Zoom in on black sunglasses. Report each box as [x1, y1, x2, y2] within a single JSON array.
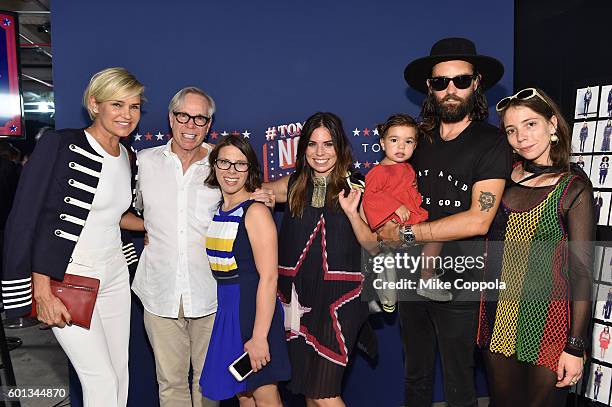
[[428, 74, 476, 91]]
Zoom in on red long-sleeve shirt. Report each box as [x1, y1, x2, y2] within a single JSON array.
[[363, 162, 428, 230]]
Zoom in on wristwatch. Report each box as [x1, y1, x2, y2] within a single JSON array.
[[399, 224, 416, 247]]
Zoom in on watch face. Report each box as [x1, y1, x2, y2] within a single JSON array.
[[400, 226, 415, 244], [404, 226, 414, 237]]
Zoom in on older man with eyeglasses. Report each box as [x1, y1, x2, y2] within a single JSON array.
[[126, 87, 221, 407]]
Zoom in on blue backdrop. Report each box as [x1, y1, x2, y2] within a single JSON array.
[[51, 1, 513, 406]]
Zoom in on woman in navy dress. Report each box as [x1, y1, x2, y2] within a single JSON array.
[[199, 135, 290, 405], [252, 112, 378, 405]]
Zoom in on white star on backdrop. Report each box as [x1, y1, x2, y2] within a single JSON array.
[[155, 132, 164, 141], [242, 130, 251, 138], [353, 128, 361, 137], [281, 283, 311, 334], [373, 160, 380, 165], [372, 128, 379, 136], [353, 161, 361, 169], [221, 131, 229, 136]]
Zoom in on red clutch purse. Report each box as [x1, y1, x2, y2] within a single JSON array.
[[30, 273, 100, 329]]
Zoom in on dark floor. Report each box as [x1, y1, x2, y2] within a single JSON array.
[[3, 318, 69, 407], [1, 319, 495, 407]]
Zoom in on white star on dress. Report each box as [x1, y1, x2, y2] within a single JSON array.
[[352, 128, 361, 137], [281, 283, 311, 334], [242, 130, 251, 139], [134, 133, 142, 141], [155, 132, 164, 141], [353, 161, 361, 169]]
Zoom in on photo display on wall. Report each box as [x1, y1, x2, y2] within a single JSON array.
[[594, 119, 612, 153], [569, 87, 612, 406], [571, 85, 612, 230], [583, 246, 612, 403], [572, 121, 597, 154], [595, 284, 612, 323], [602, 248, 612, 283], [591, 155, 612, 189], [586, 363, 612, 404], [599, 85, 612, 119], [593, 323, 612, 364], [575, 86, 600, 119], [571, 154, 593, 177]]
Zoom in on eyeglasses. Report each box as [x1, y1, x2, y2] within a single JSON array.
[[495, 88, 550, 112], [214, 158, 250, 172], [428, 74, 476, 91], [173, 111, 211, 127]]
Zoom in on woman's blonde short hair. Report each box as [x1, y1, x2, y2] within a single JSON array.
[[82, 67, 145, 120]]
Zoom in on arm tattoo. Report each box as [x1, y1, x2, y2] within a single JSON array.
[[478, 191, 496, 212]]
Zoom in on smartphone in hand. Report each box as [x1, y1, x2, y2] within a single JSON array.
[[229, 352, 254, 382]]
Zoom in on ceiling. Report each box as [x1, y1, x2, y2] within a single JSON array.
[[0, 0, 52, 97]]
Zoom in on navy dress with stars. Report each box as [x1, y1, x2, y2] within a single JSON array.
[[200, 200, 290, 400], [277, 175, 369, 399]]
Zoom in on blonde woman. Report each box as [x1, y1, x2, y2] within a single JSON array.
[[2, 67, 144, 407]]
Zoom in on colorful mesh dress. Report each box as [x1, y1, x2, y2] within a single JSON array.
[[200, 200, 291, 400], [277, 174, 371, 399], [478, 170, 594, 372]]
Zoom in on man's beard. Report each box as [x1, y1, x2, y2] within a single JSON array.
[[434, 91, 476, 123]]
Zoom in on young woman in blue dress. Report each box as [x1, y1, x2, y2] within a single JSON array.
[[199, 135, 290, 405]]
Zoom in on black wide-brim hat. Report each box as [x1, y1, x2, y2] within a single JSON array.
[[404, 37, 504, 93]]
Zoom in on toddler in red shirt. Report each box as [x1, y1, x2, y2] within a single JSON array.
[[363, 114, 452, 306]]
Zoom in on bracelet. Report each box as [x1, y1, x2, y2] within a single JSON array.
[[566, 336, 585, 351], [564, 336, 586, 358], [563, 345, 584, 358]]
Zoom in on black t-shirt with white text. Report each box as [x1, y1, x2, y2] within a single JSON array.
[[411, 120, 512, 221], [410, 120, 512, 300]]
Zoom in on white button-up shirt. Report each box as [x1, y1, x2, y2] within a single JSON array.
[[132, 140, 221, 318]]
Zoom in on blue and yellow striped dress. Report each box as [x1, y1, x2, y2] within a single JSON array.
[[199, 200, 290, 400]]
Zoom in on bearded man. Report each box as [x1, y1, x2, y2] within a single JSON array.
[[382, 37, 512, 406]]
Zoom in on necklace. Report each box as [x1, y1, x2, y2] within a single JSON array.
[[311, 175, 328, 208], [517, 161, 563, 186], [522, 160, 563, 175]]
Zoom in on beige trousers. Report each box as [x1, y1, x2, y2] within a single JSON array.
[[144, 302, 218, 407]]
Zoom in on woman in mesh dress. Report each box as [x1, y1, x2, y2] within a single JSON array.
[[477, 88, 593, 407]]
